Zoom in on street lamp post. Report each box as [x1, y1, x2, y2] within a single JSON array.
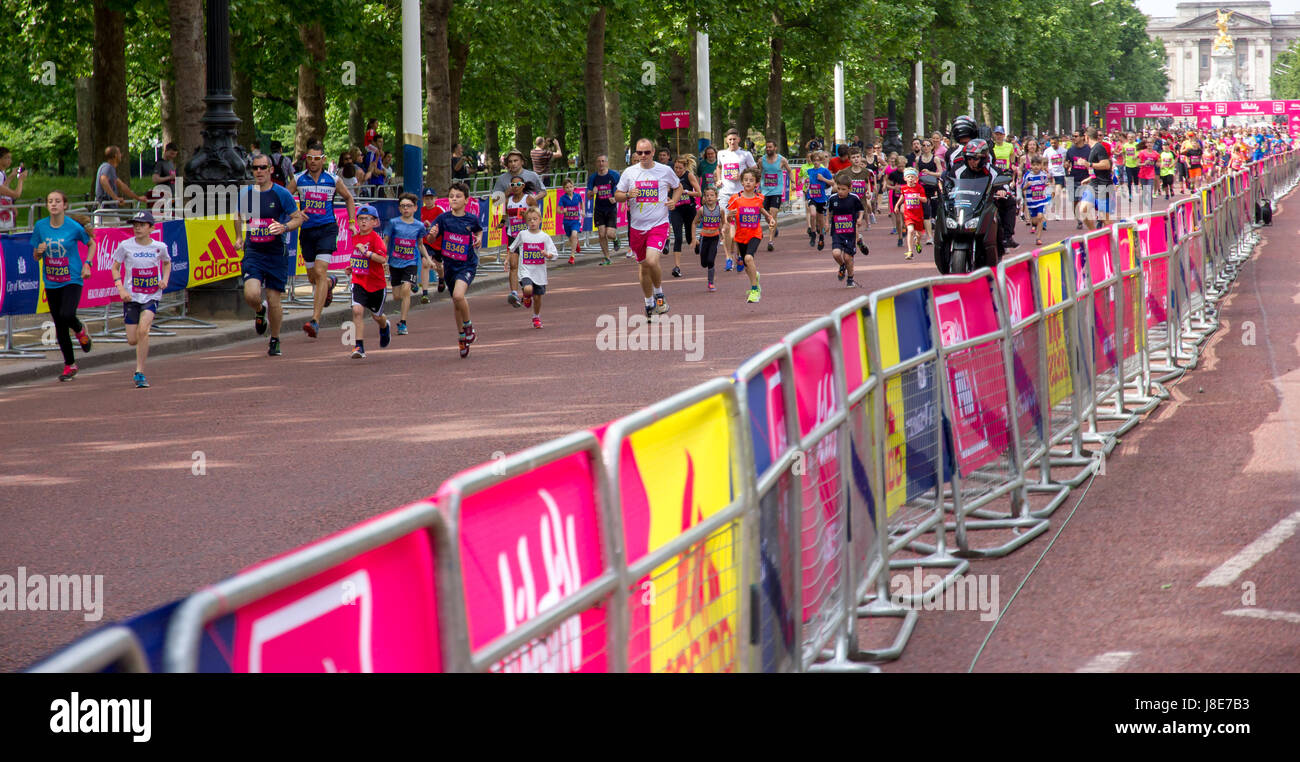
[[183, 0, 250, 190], [883, 99, 903, 155]]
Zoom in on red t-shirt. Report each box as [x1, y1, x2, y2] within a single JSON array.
[[350, 230, 388, 292], [1137, 150, 1159, 180], [900, 184, 926, 224], [727, 194, 765, 243], [420, 206, 441, 251], [828, 156, 852, 174]]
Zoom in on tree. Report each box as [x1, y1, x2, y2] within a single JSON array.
[[424, 0, 452, 193], [167, 0, 205, 165], [295, 21, 328, 154], [584, 7, 608, 170], [92, 0, 130, 177]]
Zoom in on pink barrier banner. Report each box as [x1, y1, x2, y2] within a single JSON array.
[[1001, 259, 1044, 443], [230, 525, 443, 672], [1117, 228, 1141, 360], [328, 208, 355, 271], [788, 328, 844, 623], [1086, 233, 1119, 375], [934, 279, 1011, 474], [1137, 214, 1172, 328], [443, 452, 608, 673], [1108, 100, 1297, 119], [83, 227, 165, 309], [839, 309, 869, 392]]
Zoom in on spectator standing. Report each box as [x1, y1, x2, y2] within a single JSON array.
[[452, 143, 471, 179], [150, 143, 179, 202], [0, 147, 24, 231], [531, 136, 563, 174], [95, 146, 147, 210]]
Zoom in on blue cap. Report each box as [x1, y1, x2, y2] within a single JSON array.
[[130, 210, 156, 225], [357, 205, 379, 219], [994, 125, 1006, 134], [422, 188, 436, 197]]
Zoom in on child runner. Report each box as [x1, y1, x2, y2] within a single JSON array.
[[30, 190, 94, 381], [727, 167, 775, 303], [419, 188, 445, 299], [827, 178, 867, 288], [110, 210, 171, 388], [804, 151, 834, 250], [508, 207, 560, 328], [347, 205, 391, 359], [1159, 143, 1176, 200], [428, 182, 485, 357], [383, 192, 433, 336], [695, 186, 724, 292], [558, 179, 583, 265], [893, 168, 926, 260], [1021, 157, 1051, 246]]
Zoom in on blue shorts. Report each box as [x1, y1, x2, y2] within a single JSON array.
[[1027, 203, 1049, 218], [122, 300, 159, 325], [1080, 187, 1115, 215], [241, 251, 289, 292], [563, 221, 582, 236], [442, 258, 477, 287]]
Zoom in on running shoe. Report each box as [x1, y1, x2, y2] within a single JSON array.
[[896, 237, 903, 247], [1076, 221, 1083, 230], [736, 260, 745, 273], [693, 242, 700, 255], [808, 229, 816, 247], [532, 316, 543, 329], [254, 301, 268, 335], [1042, 222, 1048, 231], [459, 338, 469, 358], [568, 255, 575, 265], [725, 257, 734, 271], [644, 303, 654, 320], [397, 320, 408, 336], [463, 323, 476, 344], [772, 227, 779, 239], [653, 294, 668, 314], [421, 289, 430, 304], [379, 323, 391, 348], [672, 266, 682, 278], [351, 346, 366, 359], [613, 235, 620, 251], [905, 250, 914, 261], [838, 263, 846, 281], [746, 286, 760, 304], [600, 257, 612, 266], [59, 364, 77, 382], [268, 337, 281, 356], [324, 275, 338, 307], [303, 319, 319, 338], [707, 282, 716, 292], [134, 372, 149, 388], [890, 227, 897, 235], [806, 226, 813, 238], [869, 213, 877, 225], [817, 234, 825, 251], [508, 291, 521, 308], [857, 240, 870, 256], [767, 240, 774, 251], [522, 294, 532, 308], [437, 279, 447, 293], [625, 251, 634, 259], [1007, 239, 1019, 249], [846, 277, 859, 288], [76, 329, 92, 353]]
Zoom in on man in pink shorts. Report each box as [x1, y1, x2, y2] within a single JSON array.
[[615, 137, 682, 319]]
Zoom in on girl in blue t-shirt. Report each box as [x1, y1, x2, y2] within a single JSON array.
[[31, 190, 94, 380], [558, 179, 583, 265]]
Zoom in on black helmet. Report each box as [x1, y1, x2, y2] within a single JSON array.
[[952, 115, 979, 142], [962, 138, 990, 171]]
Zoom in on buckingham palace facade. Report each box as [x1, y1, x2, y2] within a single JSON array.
[[1148, 1, 1300, 100]]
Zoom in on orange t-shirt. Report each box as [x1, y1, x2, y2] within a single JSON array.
[[727, 194, 764, 244]]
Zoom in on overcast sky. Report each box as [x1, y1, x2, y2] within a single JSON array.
[[1138, 0, 1300, 17]]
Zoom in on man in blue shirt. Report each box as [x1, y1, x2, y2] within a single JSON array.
[[236, 155, 306, 356], [586, 153, 621, 264]]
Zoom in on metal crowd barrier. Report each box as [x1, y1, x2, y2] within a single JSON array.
[[29, 150, 1300, 673]]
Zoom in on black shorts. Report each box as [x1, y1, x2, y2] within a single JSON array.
[[593, 207, 618, 229], [122, 300, 159, 325], [1053, 175, 1066, 186], [390, 265, 418, 287], [831, 233, 857, 254], [351, 283, 385, 315], [299, 223, 339, 265], [808, 200, 826, 214], [1161, 174, 1174, 187], [442, 259, 476, 287], [737, 238, 761, 259], [763, 195, 782, 210], [519, 277, 547, 296]]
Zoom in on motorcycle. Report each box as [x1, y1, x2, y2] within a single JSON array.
[[927, 170, 1012, 274]]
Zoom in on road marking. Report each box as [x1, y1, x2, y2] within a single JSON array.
[[1076, 651, 1135, 673], [1197, 511, 1300, 588], [1222, 608, 1300, 625]]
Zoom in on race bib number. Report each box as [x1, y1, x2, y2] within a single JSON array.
[[442, 231, 471, 261], [248, 217, 276, 243], [44, 255, 71, 284], [1030, 185, 1047, 201], [391, 236, 418, 264], [521, 241, 547, 265], [763, 172, 778, 189], [350, 253, 370, 273], [563, 205, 580, 221], [738, 207, 760, 229], [702, 211, 721, 231], [507, 209, 525, 234], [302, 188, 331, 216], [595, 185, 612, 201], [850, 179, 867, 198], [702, 172, 714, 187], [905, 192, 923, 210], [995, 158, 1010, 170], [833, 214, 854, 233], [634, 180, 660, 204], [1188, 155, 1200, 167], [722, 162, 740, 181], [1073, 158, 1089, 171], [131, 265, 160, 295]]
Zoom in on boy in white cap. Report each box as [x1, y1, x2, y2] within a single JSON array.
[[110, 210, 171, 387]]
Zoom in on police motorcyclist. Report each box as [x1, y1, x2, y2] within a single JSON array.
[[941, 116, 1011, 262]]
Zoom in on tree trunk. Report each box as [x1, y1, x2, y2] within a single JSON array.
[[349, 97, 364, 149], [161, 73, 177, 155], [605, 71, 624, 169], [669, 50, 688, 110], [449, 36, 469, 150], [484, 120, 500, 175], [981, 98, 993, 129], [555, 103, 568, 168], [713, 105, 724, 147], [296, 22, 328, 154], [423, 0, 452, 193], [584, 8, 608, 171], [92, 0, 129, 178], [233, 54, 255, 150], [167, 0, 205, 167], [514, 109, 532, 154], [800, 103, 814, 155], [780, 121, 788, 156], [76, 77, 95, 178], [545, 81, 562, 143], [738, 96, 753, 145], [863, 84, 876, 145], [765, 11, 783, 146]]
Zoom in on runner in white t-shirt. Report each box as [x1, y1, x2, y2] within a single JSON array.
[[615, 137, 682, 320], [110, 210, 171, 388], [1043, 138, 1067, 221], [715, 128, 756, 263], [507, 208, 559, 329]]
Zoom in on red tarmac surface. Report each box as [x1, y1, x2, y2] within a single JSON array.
[[2, 191, 1296, 672]]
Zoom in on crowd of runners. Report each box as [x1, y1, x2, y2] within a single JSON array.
[[26, 119, 1297, 388]]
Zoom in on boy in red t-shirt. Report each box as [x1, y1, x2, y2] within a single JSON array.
[[727, 167, 777, 304], [893, 168, 926, 260], [348, 205, 391, 359], [419, 189, 445, 301]]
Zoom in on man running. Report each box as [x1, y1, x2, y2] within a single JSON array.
[[236, 155, 306, 356], [1081, 127, 1114, 229], [990, 126, 1019, 250], [758, 140, 792, 251], [715, 128, 756, 270], [1064, 131, 1092, 230], [288, 140, 358, 338], [615, 137, 681, 320], [586, 153, 621, 265]]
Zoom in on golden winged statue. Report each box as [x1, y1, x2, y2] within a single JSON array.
[[1214, 8, 1234, 51]]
